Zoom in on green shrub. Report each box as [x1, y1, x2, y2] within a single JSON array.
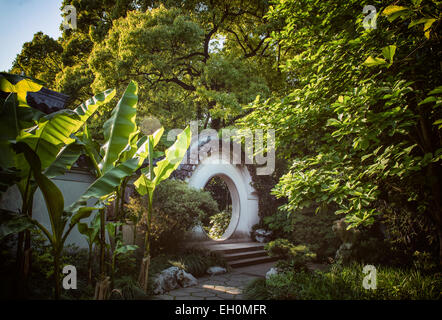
[[111, 276, 148, 300], [265, 238, 316, 271], [127, 179, 219, 255], [243, 278, 269, 300], [206, 210, 232, 239], [264, 208, 340, 261]]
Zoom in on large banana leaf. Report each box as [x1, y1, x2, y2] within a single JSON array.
[[0, 73, 43, 108], [66, 157, 142, 214], [44, 142, 83, 178], [0, 74, 48, 130], [0, 93, 19, 168], [134, 126, 191, 196], [99, 81, 139, 174], [153, 126, 191, 184], [66, 130, 157, 214], [13, 142, 64, 243], [17, 88, 115, 170], [76, 123, 102, 175]]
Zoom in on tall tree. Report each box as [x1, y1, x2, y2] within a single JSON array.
[[11, 32, 63, 88]]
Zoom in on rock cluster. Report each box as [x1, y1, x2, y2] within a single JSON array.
[[152, 267, 198, 295]]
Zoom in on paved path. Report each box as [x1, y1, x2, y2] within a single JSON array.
[[153, 262, 275, 300]]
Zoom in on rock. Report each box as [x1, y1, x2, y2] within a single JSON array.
[[152, 266, 198, 295], [255, 229, 272, 243], [265, 267, 279, 280], [206, 266, 227, 276], [177, 269, 198, 288]]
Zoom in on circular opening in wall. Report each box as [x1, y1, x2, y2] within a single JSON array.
[[202, 176, 233, 240]]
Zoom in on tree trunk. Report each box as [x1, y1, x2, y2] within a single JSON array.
[[138, 254, 150, 292], [87, 244, 93, 286], [94, 275, 111, 300], [99, 208, 106, 275], [139, 192, 153, 293], [53, 248, 61, 300]]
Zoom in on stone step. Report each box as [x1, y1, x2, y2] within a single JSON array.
[[223, 249, 267, 262], [208, 242, 265, 255], [229, 255, 278, 268]]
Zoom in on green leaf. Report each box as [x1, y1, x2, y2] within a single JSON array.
[[13, 142, 65, 241], [0, 209, 34, 240], [67, 157, 141, 213], [408, 17, 434, 29], [0, 93, 19, 168], [381, 45, 396, 63], [153, 126, 191, 185], [0, 74, 43, 108], [99, 81, 139, 174], [44, 142, 83, 178], [74, 89, 116, 123], [18, 89, 115, 171], [115, 243, 138, 255], [382, 5, 409, 22], [428, 86, 442, 95], [363, 56, 387, 67], [418, 96, 437, 105]]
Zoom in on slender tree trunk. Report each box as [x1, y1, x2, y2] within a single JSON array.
[[87, 244, 93, 286], [53, 247, 61, 300], [139, 192, 153, 292], [99, 208, 106, 275]]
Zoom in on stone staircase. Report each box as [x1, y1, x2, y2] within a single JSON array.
[[206, 242, 277, 268]]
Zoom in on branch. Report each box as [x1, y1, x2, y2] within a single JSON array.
[[165, 78, 196, 91]]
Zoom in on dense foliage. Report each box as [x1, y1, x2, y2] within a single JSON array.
[[127, 179, 219, 255], [238, 0, 442, 263]]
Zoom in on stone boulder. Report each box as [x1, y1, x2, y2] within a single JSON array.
[[177, 269, 198, 288], [206, 266, 227, 276], [265, 267, 279, 280], [153, 266, 198, 295]]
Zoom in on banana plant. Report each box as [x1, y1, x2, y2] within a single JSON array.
[[0, 73, 116, 298], [66, 80, 155, 291], [13, 142, 100, 299], [105, 221, 137, 288], [77, 213, 101, 285], [133, 126, 191, 292]]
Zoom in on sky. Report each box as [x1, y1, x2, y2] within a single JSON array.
[[0, 0, 63, 72]]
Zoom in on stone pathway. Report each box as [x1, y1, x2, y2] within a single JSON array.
[[153, 262, 275, 300]]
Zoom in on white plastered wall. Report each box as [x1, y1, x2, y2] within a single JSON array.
[[186, 151, 259, 242]]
